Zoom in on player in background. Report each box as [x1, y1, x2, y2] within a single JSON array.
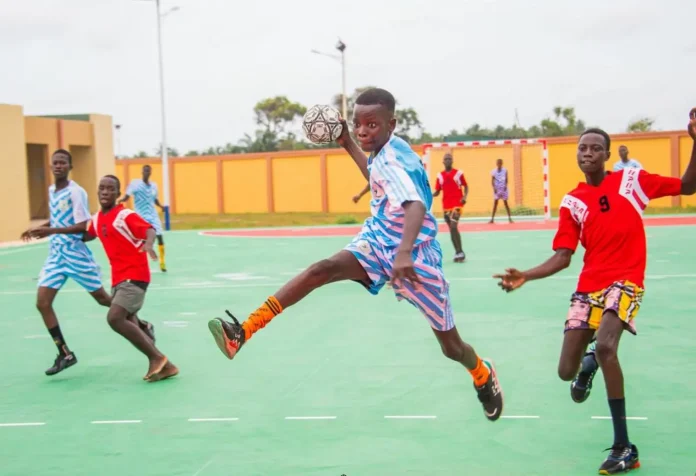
[[493, 110, 696, 474], [118, 165, 167, 272], [489, 158, 513, 224], [86, 175, 178, 381], [432, 152, 468, 262], [612, 145, 642, 172], [207, 88, 503, 421], [22, 150, 155, 376]]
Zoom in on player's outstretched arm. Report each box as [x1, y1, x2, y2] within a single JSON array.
[[352, 183, 370, 203], [493, 248, 573, 292], [28, 220, 89, 239], [336, 120, 369, 180], [679, 108, 696, 195]]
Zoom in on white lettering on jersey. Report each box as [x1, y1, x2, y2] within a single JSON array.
[[619, 169, 649, 216], [560, 194, 589, 225]]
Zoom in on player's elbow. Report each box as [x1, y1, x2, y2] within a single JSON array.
[[555, 249, 573, 269], [680, 180, 696, 195]]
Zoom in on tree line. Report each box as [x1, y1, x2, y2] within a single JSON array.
[[124, 86, 657, 158]]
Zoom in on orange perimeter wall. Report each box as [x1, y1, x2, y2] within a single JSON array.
[[115, 130, 693, 216]]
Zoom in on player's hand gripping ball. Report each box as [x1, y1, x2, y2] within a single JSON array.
[[302, 105, 344, 144]]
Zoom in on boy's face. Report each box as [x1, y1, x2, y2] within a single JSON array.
[[143, 166, 152, 181], [352, 104, 396, 153], [496, 159, 503, 168], [98, 177, 120, 208], [618, 146, 629, 160], [51, 153, 71, 180], [443, 154, 453, 169], [576, 133, 609, 175]]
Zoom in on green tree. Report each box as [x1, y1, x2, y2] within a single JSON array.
[[627, 117, 655, 133], [248, 96, 307, 151]]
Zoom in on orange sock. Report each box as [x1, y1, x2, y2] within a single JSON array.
[[241, 296, 283, 341], [469, 356, 490, 387]]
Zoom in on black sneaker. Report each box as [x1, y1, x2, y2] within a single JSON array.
[[140, 320, 156, 343], [474, 358, 503, 421], [45, 352, 77, 376], [599, 443, 640, 474], [208, 311, 246, 360], [571, 351, 598, 403]]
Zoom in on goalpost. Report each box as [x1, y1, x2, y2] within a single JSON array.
[[420, 139, 551, 221]]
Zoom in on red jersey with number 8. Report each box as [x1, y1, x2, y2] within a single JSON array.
[[552, 168, 681, 292]]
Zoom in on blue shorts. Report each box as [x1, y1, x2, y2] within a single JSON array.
[[38, 243, 103, 292], [344, 228, 455, 331]]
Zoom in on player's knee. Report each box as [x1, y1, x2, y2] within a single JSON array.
[[106, 312, 124, 330], [595, 340, 617, 365], [306, 259, 339, 284], [36, 297, 52, 314], [557, 362, 576, 381]]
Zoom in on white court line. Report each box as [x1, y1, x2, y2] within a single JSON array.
[[0, 422, 46, 427], [192, 458, 215, 476], [188, 418, 238, 422], [24, 335, 49, 339], [91, 420, 142, 424], [384, 415, 437, 419], [285, 416, 336, 420], [501, 415, 541, 419], [591, 416, 648, 421]]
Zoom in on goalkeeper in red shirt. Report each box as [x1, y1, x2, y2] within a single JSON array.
[[433, 152, 468, 262]]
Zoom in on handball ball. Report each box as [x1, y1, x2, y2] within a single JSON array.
[[302, 105, 343, 144]]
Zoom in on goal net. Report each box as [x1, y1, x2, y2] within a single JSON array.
[[421, 139, 551, 221]]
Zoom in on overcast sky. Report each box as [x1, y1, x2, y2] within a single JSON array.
[[1, 0, 694, 156]]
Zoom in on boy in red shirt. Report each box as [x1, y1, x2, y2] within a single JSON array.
[[494, 109, 696, 474], [86, 175, 178, 382], [433, 152, 468, 262]]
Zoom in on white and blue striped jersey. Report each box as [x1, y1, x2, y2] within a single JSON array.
[[365, 135, 438, 248], [613, 159, 642, 172], [126, 179, 160, 223], [48, 181, 91, 248]]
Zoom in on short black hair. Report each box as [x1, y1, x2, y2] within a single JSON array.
[[103, 174, 121, 190], [143, 164, 151, 170], [53, 149, 72, 165], [579, 128, 611, 151], [355, 88, 396, 114]]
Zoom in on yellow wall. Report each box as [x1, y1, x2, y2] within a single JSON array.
[[89, 114, 115, 199], [272, 156, 322, 212], [223, 159, 268, 213], [112, 131, 694, 219], [0, 105, 30, 242], [326, 154, 369, 213], [26, 144, 48, 219], [174, 161, 218, 213], [71, 146, 97, 211]]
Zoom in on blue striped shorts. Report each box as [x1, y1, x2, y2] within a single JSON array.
[[38, 243, 103, 292], [345, 230, 455, 331]]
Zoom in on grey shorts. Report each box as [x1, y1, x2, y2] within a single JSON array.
[[112, 281, 147, 314]]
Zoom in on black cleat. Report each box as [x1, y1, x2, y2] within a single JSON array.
[[45, 352, 77, 376], [599, 443, 640, 474], [474, 358, 504, 421], [571, 350, 598, 403], [208, 311, 246, 360]]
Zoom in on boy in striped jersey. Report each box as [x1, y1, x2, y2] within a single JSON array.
[[23, 150, 154, 376], [208, 88, 503, 421], [118, 165, 167, 272]]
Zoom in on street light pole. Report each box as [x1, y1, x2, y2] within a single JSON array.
[[154, 0, 171, 231], [311, 39, 348, 120]]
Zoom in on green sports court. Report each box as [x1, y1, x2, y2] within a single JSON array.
[[1, 219, 694, 475]]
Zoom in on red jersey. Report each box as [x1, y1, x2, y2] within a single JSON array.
[[552, 169, 681, 292], [87, 205, 154, 287], [435, 168, 467, 210]]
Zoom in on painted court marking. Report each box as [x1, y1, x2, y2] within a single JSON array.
[[188, 418, 239, 422], [90, 420, 142, 425], [285, 416, 337, 420], [591, 416, 648, 421], [384, 415, 437, 419], [501, 415, 541, 419], [0, 422, 45, 427]]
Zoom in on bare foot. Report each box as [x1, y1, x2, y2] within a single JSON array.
[[148, 361, 179, 382], [143, 356, 168, 380]]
